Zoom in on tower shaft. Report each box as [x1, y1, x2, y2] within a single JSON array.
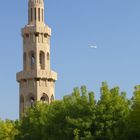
[[16, 0, 57, 117]]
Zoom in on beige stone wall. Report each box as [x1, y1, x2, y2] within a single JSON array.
[[17, 0, 57, 118]]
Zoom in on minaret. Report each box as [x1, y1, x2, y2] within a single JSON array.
[[16, 0, 57, 117]]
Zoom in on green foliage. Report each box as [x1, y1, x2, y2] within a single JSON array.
[[89, 92, 95, 105], [15, 102, 48, 140], [95, 83, 129, 140], [0, 119, 18, 140], [1, 82, 140, 140], [124, 85, 140, 140]]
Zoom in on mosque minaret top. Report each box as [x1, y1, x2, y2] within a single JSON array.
[[28, 0, 45, 25]]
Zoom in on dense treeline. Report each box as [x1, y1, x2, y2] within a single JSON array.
[[0, 82, 140, 140]]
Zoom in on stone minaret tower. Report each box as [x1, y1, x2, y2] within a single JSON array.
[[16, 0, 57, 117]]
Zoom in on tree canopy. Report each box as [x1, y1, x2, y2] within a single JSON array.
[[0, 82, 140, 140]]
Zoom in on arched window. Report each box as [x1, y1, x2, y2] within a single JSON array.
[[40, 93, 49, 104], [50, 95, 54, 102], [30, 51, 35, 69], [34, 8, 36, 21], [23, 52, 26, 70], [38, 8, 40, 21], [20, 95, 24, 114], [30, 96, 35, 107], [31, 8, 33, 21], [42, 8, 44, 22], [40, 51, 45, 69], [47, 52, 50, 60]]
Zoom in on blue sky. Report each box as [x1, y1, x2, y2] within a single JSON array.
[[0, 0, 140, 120]]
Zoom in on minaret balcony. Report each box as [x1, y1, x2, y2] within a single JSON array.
[[16, 70, 57, 82], [22, 25, 51, 36]]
